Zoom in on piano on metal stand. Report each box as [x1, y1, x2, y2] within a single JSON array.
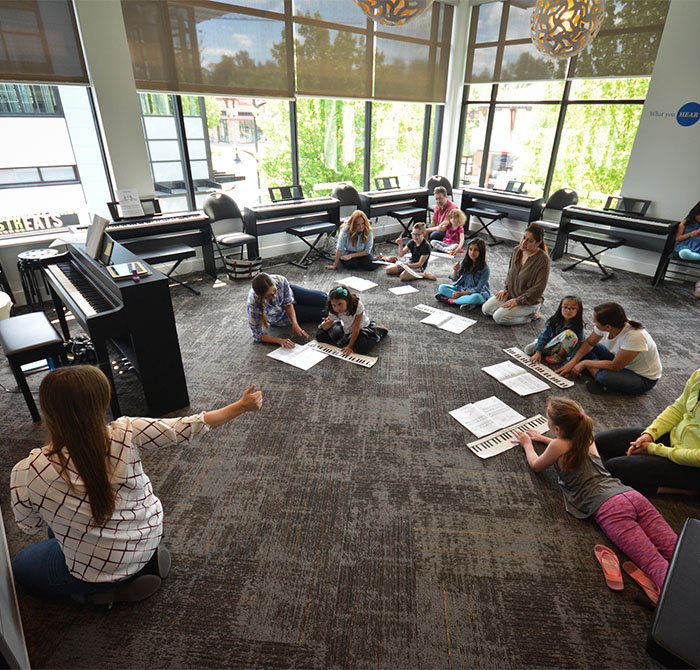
[[243, 196, 341, 258], [458, 187, 545, 245], [358, 186, 429, 233], [43, 239, 190, 418], [81, 207, 217, 279], [551, 206, 678, 286]]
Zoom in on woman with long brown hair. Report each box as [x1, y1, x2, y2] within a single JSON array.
[[247, 273, 327, 348], [10, 366, 262, 604], [325, 210, 377, 271], [482, 223, 550, 325]]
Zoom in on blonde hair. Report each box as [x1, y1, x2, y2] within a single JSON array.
[[343, 210, 372, 246], [546, 397, 595, 474], [448, 209, 466, 227], [251, 273, 274, 329], [412, 222, 426, 235], [40, 366, 114, 526]]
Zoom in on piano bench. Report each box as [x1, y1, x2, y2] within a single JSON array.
[[463, 207, 507, 246], [562, 230, 624, 281], [128, 243, 200, 295], [0, 312, 67, 422], [286, 222, 337, 269], [647, 518, 700, 669], [387, 207, 427, 235]]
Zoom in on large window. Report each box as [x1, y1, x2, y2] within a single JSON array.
[[0, 83, 111, 224]]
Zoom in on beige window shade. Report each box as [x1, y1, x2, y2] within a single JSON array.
[[122, 0, 294, 98], [373, 2, 453, 103], [293, 14, 371, 98], [0, 0, 87, 84]]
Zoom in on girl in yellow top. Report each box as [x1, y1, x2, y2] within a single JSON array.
[[594, 368, 700, 496]]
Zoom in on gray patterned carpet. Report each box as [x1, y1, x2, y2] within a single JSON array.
[[1, 238, 698, 669]]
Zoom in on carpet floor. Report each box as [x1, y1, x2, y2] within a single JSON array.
[[1, 238, 698, 669]]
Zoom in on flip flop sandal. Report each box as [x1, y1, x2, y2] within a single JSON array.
[[594, 544, 624, 591], [622, 561, 660, 605]]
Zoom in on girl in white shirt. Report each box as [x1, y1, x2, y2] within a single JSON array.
[[556, 302, 662, 395], [315, 285, 387, 355]]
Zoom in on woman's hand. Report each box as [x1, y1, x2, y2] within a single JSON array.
[[627, 432, 653, 456], [341, 254, 353, 261], [501, 298, 518, 310], [238, 384, 263, 413], [291, 324, 308, 339], [452, 291, 467, 299], [572, 361, 589, 377], [495, 289, 508, 301], [529, 351, 542, 364], [341, 345, 354, 356], [324, 264, 338, 270], [277, 337, 296, 348], [556, 360, 576, 378], [319, 316, 334, 331]]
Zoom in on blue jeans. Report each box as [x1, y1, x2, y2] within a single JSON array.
[[12, 529, 117, 601], [290, 284, 327, 323], [585, 344, 658, 395], [437, 284, 485, 306]]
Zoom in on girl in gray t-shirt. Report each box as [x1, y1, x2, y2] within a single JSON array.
[[513, 397, 677, 600]]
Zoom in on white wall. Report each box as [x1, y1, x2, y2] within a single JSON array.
[[622, 0, 700, 221]]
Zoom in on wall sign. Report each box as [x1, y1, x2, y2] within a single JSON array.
[[0, 212, 79, 236], [677, 102, 700, 127]]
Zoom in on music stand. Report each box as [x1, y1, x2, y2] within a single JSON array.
[[107, 198, 161, 221], [268, 185, 304, 202]]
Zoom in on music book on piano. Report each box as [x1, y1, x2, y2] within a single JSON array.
[[267, 343, 327, 370], [482, 360, 550, 396], [450, 396, 525, 438], [106, 262, 149, 279], [420, 308, 475, 334]]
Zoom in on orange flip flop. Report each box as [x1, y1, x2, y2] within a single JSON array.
[[594, 544, 624, 591], [622, 561, 660, 605]]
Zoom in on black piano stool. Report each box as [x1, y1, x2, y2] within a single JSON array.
[[287, 221, 337, 269], [122, 239, 200, 295], [562, 230, 624, 280], [17, 248, 60, 309], [0, 312, 67, 422], [387, 206, 428, 237]]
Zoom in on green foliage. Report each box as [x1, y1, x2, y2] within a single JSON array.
[[203, 97, 221, 131]]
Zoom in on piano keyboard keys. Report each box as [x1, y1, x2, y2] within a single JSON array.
[[307, 341, 377, 368], [503, 347, 574, 388], [467, 414, 549, 459]]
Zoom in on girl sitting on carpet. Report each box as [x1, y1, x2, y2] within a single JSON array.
[[513, 397, 677, 603], [435, 238, 491, 311], [673, 200, 700, 298], [524, 295, 584, 365], [430, 208, 467, 255], [383, 223, 436, 281], [315, 285, 387, 355]]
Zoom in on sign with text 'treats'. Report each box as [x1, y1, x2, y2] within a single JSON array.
[[0, 212, 79, 236]]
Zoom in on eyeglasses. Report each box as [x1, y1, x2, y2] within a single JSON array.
[[411, 232, 422, 237]]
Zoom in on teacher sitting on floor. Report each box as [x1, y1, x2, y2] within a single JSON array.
[[595, 368, 700, 496], [325, 210, 376, 272], [556, 302, 662, 395], [248, 273, 327, 348], [482, 223, 550, 326]]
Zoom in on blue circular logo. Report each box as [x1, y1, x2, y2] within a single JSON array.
[[677, 102, 700, 127]]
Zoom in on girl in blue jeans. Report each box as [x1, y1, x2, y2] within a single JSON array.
[[435, 238, 491, 311]]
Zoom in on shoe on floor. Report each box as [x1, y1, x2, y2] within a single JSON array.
[[594, 544, 623, 591], [155, 542, 171, 579], [435, 293, 449, 304], [88, 574, 162, 606], [586, 379, 606, 395], [529, 312, 542, 321], [695, 280, 700, 298], [374, 325, 389, 339], [459, 303, 476, 312], [622, 561, 660, 605]]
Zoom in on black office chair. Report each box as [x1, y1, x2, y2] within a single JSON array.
[[532, 188, 579, 254], [332, 182, 361, 221], [426, 175, 453, 222], [203, 192, 258, 273]]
